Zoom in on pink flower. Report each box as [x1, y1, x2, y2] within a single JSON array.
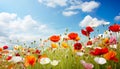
[[80, 60, 94, 69], [109, 36, 117, 45]]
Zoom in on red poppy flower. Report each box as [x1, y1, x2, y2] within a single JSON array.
[[35, 49, 41, 54], [81, 26, 94, 37], [86, 26, 94, 33], [74, 43, 82, 50], [81, 29, 89, 36], [87, 41, 92, 45], [109, 24, 120, 32], [101, 47, 109, 54], [3, 45, 8, 49], [6, 56, 12, 60], [112, 57, 119, 62], [15, 53, 20, 56], [50, 35, 60, 42], [90, 47, 108, 56], [68, 32, 78, 40], [90, 48, 101, 56]]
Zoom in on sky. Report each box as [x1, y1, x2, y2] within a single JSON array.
[[0, 0, 120, 46]]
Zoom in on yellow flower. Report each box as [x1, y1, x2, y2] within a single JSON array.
[[18, 46, 23, 50], [51, 43, 58, 48], [75, 36, 80, 41], [98, 43, 104, 47], [62, 42, 69, 48], [14, 45, 19, 50], [29, 48, 35, 52], [14, 45, 23, 50], [103, 38, 109, 44]]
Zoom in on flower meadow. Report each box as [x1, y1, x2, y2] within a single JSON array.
[[0, 24, 120, 69]]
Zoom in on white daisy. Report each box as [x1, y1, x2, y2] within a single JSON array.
[[76, 52, 84, 56], [40, 58, 51, 65], [50, 60, 60, 66], [94, 57, 106, 65], [10, 56, 23, 63], [110, 44, 117, 49]]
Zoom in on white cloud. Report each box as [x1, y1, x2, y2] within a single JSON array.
[[114, 15, 120, 21], [0, 12, 17, 21], [38, 0, 100, 16], [66, 1, 99, 12], [38, 0, 67, 8], [81, 1, 99, 12], [62, 11, 78, 16], [65, 4, 81, 10], [38, 0, 43, 3], [0, 12, 56, 46], [79, 15, 110, 27]]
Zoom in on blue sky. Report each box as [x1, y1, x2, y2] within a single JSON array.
[[0, 0, 120, 45]]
